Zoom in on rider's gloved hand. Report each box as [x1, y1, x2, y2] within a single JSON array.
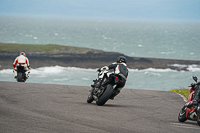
[[186, 102, 193, 108], [190, 83, 196, 88], [192, 100, 198, 105], [100, 66, 109, 71], [97, 68, 101, 72], [186, 100, 198, 108]]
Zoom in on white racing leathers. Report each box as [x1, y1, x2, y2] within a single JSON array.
[[13, 55, 30, 78]]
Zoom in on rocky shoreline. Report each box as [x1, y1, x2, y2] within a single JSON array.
[[1, 47, 200, 71]]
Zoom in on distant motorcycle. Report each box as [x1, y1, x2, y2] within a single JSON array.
[[87, 68, 122, 106], [16, 64, 28, 82], [178, 76, 200, 126]]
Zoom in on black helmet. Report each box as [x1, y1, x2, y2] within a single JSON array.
[[20, 52, 26, 56], [117, 56, 126, 63]]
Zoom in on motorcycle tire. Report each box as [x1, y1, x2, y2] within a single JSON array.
[[178, 107, 187, 122], [17, 73, 23, 82], [87, 88, 94, 103], [96, 84, 113, 106], [197, 115, 200, 126]]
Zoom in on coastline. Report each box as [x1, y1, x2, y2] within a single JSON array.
[[1, 43, 200, 71]]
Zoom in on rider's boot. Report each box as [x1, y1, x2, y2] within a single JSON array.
[[101, 78, 109, 87], [95, 78, 103, 88], [91, 79, 98, 88], [197, 103, 200, 115], [14, 69, 17, 78], [25, 71, 29, 79], [110, 89, 120, 100]]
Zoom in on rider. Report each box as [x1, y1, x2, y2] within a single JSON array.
[[13, 52, 30, 79], [187, 79, 200, 114], [92, 56, 128, 100]]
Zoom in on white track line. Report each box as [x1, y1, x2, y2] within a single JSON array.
[[170, 123, 199, 130], [174, 92, 187, 102]]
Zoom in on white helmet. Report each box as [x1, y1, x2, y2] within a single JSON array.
[[20, 52, 26, 56]]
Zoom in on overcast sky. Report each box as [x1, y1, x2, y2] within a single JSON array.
[[0, 0, 200, 22]]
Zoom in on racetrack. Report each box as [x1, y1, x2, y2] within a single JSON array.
[[0, 81, 199, 133]]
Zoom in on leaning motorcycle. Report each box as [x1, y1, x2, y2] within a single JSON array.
[[87, 68, 121, 106], [178, 76, 200, 126], [16, 64, 27, 82]]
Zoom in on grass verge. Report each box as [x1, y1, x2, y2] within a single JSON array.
[[0, 42, 94, 53], [171, 88, 190, 99], [0, 43, 67, 52]]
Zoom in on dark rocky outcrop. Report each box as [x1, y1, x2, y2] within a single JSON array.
[[0, 49, 200, 71]]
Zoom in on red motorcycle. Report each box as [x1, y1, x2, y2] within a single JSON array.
[[178, 76, 200, 126]]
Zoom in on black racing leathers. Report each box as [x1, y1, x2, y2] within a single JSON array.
[[193, 82, 200, 104], [108, 62, 128, 90]]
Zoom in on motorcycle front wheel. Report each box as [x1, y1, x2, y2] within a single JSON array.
[[87, 88, 94, 103], [178, 106, 187, 122]]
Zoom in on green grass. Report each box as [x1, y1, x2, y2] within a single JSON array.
[[0, 43, 86, 53], [171, 88, 190, 99]]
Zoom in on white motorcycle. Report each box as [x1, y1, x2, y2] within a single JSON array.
[[87, 68, 123, 106]]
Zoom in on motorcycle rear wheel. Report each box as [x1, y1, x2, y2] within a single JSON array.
[[178, 107, 187, 122], [96, 84, 113, 106], [17, 73, 23, 82]]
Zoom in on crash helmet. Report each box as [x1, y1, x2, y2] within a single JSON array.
[[20, 52, 26, 56], [117, 56, 127, 63]]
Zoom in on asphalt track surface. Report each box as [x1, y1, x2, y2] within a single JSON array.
[[0, 81, 200, 133]]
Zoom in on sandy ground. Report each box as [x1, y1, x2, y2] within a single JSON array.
[[0, 81, 200, 133]]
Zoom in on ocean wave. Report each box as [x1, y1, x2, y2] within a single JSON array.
[[169, 64, 187, 68], [1, 65, 200, 75], [128, 68, 176, 72], [187, 65, 200, 72], [0, 69, 13, 74], [169, 64, 200, 72], [30, 66, 96, 74]]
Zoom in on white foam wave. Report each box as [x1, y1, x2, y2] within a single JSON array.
[[31, 66, 65, 74], [169, 64, 187, 68], [187, 65, 200, 72], [143, 68, 176, 72], [30, 66, 96, 75], [0, 66, 179, 75], [128, 68, 176, 72], [169, 64, 200, 72], [0, 69, 13, 74], [1, 64, 200, 75]]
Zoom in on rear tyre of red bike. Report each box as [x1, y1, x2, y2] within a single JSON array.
[[178, 107, 187, 122], [197, 115, 200, 126]]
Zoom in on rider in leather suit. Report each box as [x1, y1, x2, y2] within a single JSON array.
[[187, 80, 200, 114], [13, 52, 30, 79], [92, 56, 128, 100]]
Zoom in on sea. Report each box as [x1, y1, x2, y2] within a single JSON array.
[[0, 17, 200, 91]]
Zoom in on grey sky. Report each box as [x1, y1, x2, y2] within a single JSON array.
[[0, 0, 200, 22]]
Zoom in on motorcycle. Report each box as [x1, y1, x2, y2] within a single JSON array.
[[178, 76, 200, 126], [87, 68, 122, 106], [16, 64, 28, 82]]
